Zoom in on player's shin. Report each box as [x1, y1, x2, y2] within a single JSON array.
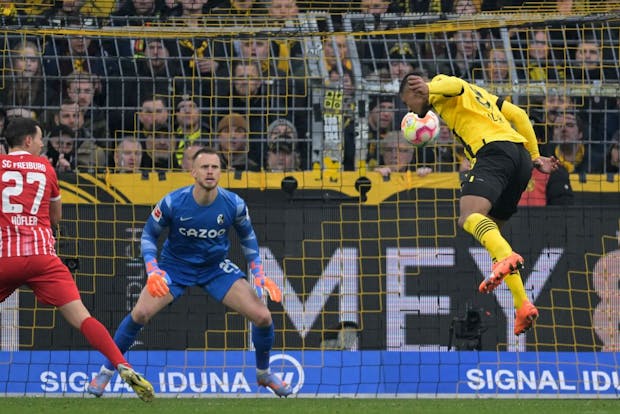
[[252, 323, 274, 370], [103, 313, 144, 371], [253, 323, 293, 397], [463, 213, 512, 261], [80, 317, 126, 368], [504, 271, 528, 308]]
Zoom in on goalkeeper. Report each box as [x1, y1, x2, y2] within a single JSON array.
[[88, 147, 292, 398]]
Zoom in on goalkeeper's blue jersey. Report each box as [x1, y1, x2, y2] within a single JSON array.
[[141, 185, 260, 268]]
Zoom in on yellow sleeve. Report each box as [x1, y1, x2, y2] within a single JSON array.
[[500, 100, 541, 159], [427, 75, 464, 96]]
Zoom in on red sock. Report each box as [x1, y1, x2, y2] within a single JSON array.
[[80, 317, 129, 369]]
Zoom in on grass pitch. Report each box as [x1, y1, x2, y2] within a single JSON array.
[[1, 398, 618, 414]]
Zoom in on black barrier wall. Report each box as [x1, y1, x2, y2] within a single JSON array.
[[21, 192, 620, 352]]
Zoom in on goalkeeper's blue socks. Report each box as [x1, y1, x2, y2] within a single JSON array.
[[252, 323, 274, 370], [103, 314, 144, 371]]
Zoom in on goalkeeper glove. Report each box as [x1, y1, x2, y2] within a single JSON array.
[[250, 262, 282, 303], [145, 259, 170, 298]]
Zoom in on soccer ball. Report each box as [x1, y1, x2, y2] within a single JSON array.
[[400, 111, 441, 147]]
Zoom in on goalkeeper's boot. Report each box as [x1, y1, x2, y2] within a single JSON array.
[[257, 371, 293, 397], [478, 252, 524, 294], [117, 363, 155, 402], [514, 300, 538, 336], [87, 365, 114, 397]]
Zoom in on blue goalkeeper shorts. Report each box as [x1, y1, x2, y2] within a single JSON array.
[[159, 258, 245, 302]]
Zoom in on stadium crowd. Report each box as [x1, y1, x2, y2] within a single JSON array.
[[0, 0, 618, 176]]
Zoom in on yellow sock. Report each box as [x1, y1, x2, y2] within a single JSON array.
[[504, 272, 528, 308], [462, 213, 512, 262], [463, 213, 526, 307]]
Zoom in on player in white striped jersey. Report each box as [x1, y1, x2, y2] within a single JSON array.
[[0, 117, 154, 402]]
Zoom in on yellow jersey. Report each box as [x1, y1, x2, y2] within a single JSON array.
[[427, 75, 539, 161]]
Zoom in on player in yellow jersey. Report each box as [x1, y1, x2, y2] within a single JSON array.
[[399, 73, 560, 336]]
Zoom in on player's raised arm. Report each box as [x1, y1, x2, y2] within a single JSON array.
[[498, 99, 540, 160], [499, 100, 559, 174], [400, 73, 463, 116], [426, 74, 464, 97], [232, 197, 260, 262]]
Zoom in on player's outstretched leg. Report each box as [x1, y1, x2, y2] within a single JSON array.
[[117, 363, 155, 402], [257, 371, 293, 397], [514, 300, 538, 336], [462, 213, 522, 294], [87, 365, 115, 397]]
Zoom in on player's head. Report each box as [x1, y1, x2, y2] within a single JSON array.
[[398, 70, 430, 95], [399, 72, 430, 115], [5, 117, 44, 155], [191, 146, 222, 191]]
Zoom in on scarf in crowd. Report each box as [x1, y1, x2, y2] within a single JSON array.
[[178, 39, 210, 73], [1, 3, 16, 17], [273, 39, 291, 74], [555, 144, 585, 173]]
